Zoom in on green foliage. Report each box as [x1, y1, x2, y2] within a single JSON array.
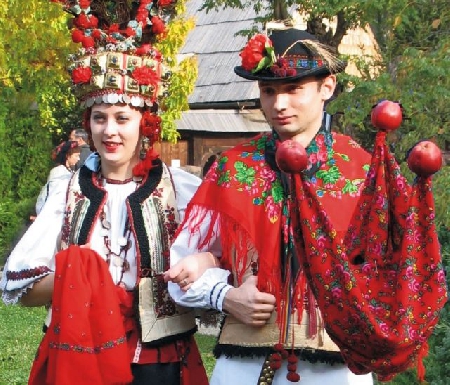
[[155, 0, 198, 141]]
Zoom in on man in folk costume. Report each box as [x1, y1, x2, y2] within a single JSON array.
[[0, 1, 209, 384], [165, 26, 447, 384]]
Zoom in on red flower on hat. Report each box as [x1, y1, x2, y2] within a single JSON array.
[[271, 57, 297, 77], [240, 34, 275, 73], [132, 66, 159, 86], [151, 16, 165, 35], [72, 29, 84, 43], [72, 67, 92, 84]]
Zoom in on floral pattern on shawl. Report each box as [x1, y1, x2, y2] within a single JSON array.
[[203, 130, 370, 224]]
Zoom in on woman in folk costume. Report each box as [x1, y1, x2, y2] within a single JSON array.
[[165, 27, 447, 384], [0, 1, 209, 385], [35, 140, 81, 215]]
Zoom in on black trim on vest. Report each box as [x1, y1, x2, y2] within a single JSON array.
[[213, 343, 345, 365], [127, 159, 163, 272], [78, 166, 105, 245]]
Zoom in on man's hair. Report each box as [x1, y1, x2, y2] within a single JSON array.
[[72, 128, 89, 143]]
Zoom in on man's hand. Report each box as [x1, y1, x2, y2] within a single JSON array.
[[222, 275, 276, 326], [164, 252, 220, 291]]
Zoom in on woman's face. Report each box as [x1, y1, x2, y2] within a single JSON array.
[[90, 104, 142, 177], [66, 151, 80, 169]]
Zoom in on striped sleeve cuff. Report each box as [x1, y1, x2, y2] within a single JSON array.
[[209, 282, 233, 312]]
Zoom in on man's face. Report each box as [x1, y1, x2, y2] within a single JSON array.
[[259, 75, 336, 144], [69, 130, 76, 141]]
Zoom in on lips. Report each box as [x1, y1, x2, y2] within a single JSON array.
[[274, 116, 292, 125], [103, 141, 121, 152]]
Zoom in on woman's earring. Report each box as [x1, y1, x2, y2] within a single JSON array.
[[140, 137, 150, 160]]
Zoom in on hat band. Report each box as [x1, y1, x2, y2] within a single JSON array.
[[282, 54, 324, 70]]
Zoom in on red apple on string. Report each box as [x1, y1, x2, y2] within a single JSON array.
[[407, 140, 443, 177], [275, 140, 308, 174], [371, 100, 403, 131]]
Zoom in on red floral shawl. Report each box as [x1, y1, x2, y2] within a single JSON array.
[[181, 130, 370, 316], [291, 131, 447, 381]]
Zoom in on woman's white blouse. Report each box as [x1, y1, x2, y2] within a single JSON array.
[[0, 166, 201, 304]]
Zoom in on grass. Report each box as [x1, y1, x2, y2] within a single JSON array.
[[0, 303, 46, 385], [0, 302, 217, 385]]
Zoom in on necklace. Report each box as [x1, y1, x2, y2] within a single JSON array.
[[100, 204, 132, 283], [98, 174, 140, 284]]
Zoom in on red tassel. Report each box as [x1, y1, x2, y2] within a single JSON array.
[[417, 342, 429, 382], [286, 371, 300, 382]]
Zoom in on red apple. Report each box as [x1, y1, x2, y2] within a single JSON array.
[[407, 140, 443, 177], [371, 100, 403, 131], [275, 140, 308, 173]]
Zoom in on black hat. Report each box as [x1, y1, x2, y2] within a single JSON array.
[[234, 28, 346, 82]]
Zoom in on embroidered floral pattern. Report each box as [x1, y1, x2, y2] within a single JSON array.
[[6, 266, 52, 281], [205, 130, 370, 223]]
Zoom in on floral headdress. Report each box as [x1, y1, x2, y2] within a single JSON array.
[[50, 0, 178, 177], [235, 27, 346, 81], [51, 0, 175, 109]]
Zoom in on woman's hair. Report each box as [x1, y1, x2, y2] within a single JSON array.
[[52, 140, 80, 166], [202, 153, 221, 177]]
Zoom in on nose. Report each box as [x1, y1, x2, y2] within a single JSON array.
[[103, 118, 119, 136], [273, 92, 288, 111]]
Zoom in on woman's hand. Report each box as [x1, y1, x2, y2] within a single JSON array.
[[164, 252, 220, 291], [20, 273, 55, 307]]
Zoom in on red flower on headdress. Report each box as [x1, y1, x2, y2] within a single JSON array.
[[151, 16, 165, 35], [72, 29, 84, 43], [132, 67, 159, 86], [136, 9, 148, 24], [88, 14, 98, 28], [91, 29, 102, 40], [73, 13, 90, 29], [158, 0, 173, 7], [140, 111, 162, 142], [123, 27, 136, 37], [78, 0, 91, 9], [81, 36, 95, 49], [135, 43, 152, 56], [240, 33, 274, 72], [72, 67, 92, 84], [108, 24, 120, 34]]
